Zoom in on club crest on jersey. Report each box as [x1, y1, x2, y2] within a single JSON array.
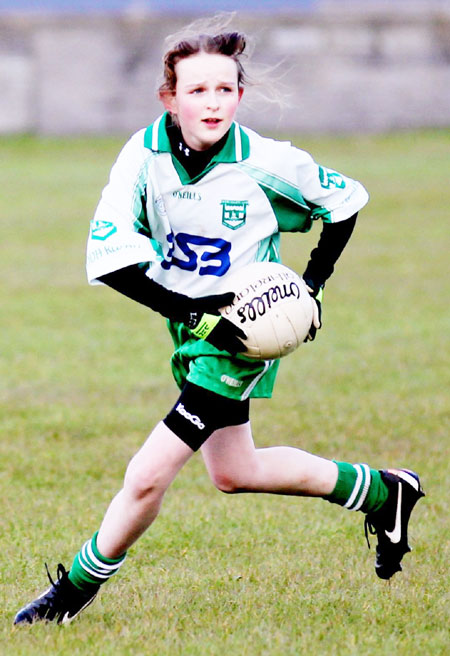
[[221, 200, 248, 230], [90, 220, 117, 241]]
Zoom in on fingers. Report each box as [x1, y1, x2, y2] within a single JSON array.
[[304, 326, 316, 342], [311, 297, 321, 329], [224, 318, 247, 340], [217, 291, 235, 307], [218, 319, 248, 353], [225, 338, 247, 355], [304, 298, 321, 342], [206, 317, 247, 354], [197, 291, 235, 314]]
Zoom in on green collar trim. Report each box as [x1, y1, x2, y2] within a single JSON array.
[[143, 112, 250, 163], [143, 113, 171, 152]]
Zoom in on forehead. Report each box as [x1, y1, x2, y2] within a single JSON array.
[[175, 52, 239, 86]]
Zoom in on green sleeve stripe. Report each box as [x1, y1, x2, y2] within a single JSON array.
[[132, 156, 154, 236], [237, 162, 310, 210], [260, 186, 313, 233], [255, 233, 281, 263], [237, 162, 331, 231]]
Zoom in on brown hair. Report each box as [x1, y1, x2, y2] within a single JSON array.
[[158, 14, 288, 117], [158, 18, 248, 99]]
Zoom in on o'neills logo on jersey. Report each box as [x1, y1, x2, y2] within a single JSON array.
[[221, 200, 248, 230], [173, 190, 202, 201], [175, 403, 205, 430]]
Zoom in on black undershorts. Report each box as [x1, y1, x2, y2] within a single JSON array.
[[163, 382, 250, 451]]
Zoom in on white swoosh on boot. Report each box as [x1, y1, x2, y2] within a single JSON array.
[[385, 483, 402, 543]]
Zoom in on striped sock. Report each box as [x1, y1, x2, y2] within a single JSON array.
[[325, 461, 388, 513], [68, 531, 127, 592]]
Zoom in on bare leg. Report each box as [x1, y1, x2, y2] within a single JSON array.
[[201, 422, 338, 496], [97, 422, 193, 558]]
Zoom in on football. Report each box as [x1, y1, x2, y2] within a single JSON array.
[[220, 261, 314, 360]]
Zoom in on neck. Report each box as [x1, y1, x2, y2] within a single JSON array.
[[167, 122, 229, 179]]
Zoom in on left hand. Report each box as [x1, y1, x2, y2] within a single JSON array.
[[303, 279, 323, 342], [205, 316, 247, 354]]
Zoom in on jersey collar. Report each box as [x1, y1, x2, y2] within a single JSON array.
[[144, 112, 250, 163]]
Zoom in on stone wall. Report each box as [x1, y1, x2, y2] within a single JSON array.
[[0, 7, 449, 134]]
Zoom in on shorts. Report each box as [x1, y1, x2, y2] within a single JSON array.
[[167, 320, 280, 401]]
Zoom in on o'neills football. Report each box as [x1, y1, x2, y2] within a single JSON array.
[[220, 262, 314, 360]]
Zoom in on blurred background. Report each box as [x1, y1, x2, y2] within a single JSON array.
[[0, 0, 449, 135]]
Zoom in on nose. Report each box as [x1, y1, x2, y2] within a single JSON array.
[[206, 91, 220, 111]]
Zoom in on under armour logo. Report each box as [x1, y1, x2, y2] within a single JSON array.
[[179, 142, 190, 157]]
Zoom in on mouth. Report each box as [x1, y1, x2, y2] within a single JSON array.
[[202, 118, 222, 127]]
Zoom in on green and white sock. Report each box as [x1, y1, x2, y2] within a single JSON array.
[[68, 531, 127, 592], [325, 461, 388, 513]]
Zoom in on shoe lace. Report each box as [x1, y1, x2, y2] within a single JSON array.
[[40, 563, 73, 621], [364, 516, 377, 549], [45, 562, 69, 589], [36, 563, 69, 611]]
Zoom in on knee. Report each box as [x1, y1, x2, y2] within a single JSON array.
[[123, 455, 167, 501], [209, 469, 245, 494]]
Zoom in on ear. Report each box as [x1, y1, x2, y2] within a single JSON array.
[[238, 87, 244, 103], [160, 91, 177, 115]]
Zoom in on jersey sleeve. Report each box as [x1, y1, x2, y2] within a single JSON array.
[[292, 146, 369, 225], [86, 129, 159, 285], [240, 130, 369, 234]]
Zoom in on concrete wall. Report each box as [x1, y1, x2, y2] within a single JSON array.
[[1, 7, 449, 135]]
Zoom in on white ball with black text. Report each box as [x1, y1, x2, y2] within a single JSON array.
[[220, 262, 314, 360]]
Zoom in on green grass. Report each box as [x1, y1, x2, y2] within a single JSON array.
[[1, 130, 449, 655]]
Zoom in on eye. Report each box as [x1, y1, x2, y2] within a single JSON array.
[[190, 87, 204, 94], [219, 86, 233, 93]]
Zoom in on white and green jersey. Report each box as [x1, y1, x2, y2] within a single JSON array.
[[86, 113, 369, 297]]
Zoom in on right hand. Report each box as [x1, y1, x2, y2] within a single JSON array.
[[184, 292, 235, 328], [187, 292, 247, 355]]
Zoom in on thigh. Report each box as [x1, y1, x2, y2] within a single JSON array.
[[200, 421, 258, 477], [127, 421, 194, 489]]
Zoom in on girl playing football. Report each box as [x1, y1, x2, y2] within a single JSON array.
[[15, 16, 423, 625]]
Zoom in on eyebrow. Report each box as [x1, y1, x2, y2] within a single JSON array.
[[183, 80, 238, 89]]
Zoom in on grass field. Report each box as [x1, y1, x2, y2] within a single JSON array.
[[1, 130, 449, 655]]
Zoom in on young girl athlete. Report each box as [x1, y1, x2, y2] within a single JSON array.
[[15, 23, 424, 625]]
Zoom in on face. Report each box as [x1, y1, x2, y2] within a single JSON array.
[[163, 52, 244, 151]]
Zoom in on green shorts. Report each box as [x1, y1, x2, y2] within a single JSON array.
[[167, 321, 280, 401]]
